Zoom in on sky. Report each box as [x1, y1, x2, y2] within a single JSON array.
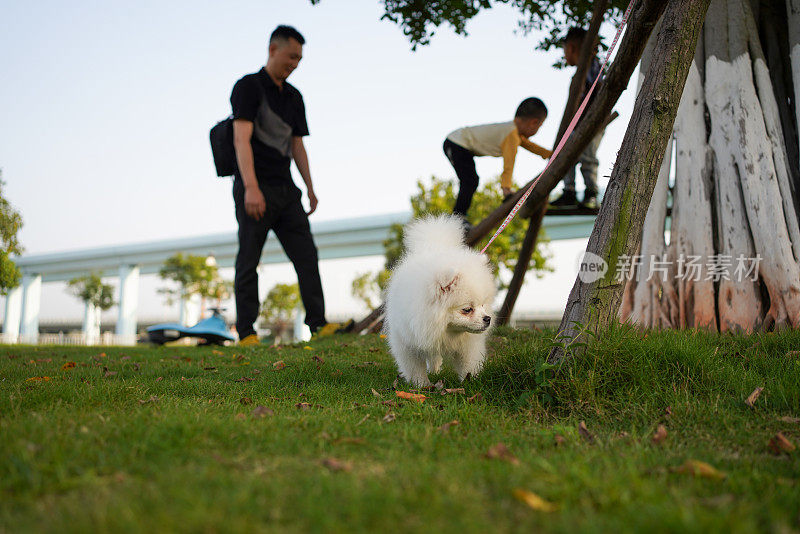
[[0, 1, 640, 325]]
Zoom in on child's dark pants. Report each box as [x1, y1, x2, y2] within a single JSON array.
[[443, 138, 480, 217]]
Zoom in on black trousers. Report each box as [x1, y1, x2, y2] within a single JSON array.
[[443, 138, 480, 217], [233, 178, 326, 338]]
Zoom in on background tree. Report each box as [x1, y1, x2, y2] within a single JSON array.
[[260, 283, 301, 345], [350, 175, 553, 333], [207, 278, 233, 310], [362, 0, 628, 52], [0, 172, 23, 294], [351, 270, 391, 312], [67, 272, 115, 344], [158, 253, 228, 321], [383, 176, 552, 286], [68, 273, 115, 311]]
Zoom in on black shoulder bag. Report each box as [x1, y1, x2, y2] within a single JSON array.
[[209, 75, 271, 177]]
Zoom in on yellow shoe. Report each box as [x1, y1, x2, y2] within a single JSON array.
[[238, 334, 260, 346], [312, 323, 340, 339]]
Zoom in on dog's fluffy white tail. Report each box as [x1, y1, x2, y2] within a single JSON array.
[[403, 215, 465, 254]]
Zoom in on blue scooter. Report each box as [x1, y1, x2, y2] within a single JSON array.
[[147, 307, 235, 346]]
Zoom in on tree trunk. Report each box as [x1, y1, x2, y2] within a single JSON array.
[[622, 0, 800, 333], [549, 0, 711, 364], [496, 205, 545, 324]]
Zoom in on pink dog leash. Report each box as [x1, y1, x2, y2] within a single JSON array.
[[480, 0, 636, 255]]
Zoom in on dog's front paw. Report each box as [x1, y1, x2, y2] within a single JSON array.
[[413, 377, 433, 388]]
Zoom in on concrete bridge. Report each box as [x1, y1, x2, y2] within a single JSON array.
[[3, 211, 597, 344]]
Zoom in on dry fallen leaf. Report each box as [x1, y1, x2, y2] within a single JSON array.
[[512, 488, 557, 512], [779, 416, 800, 424], [321, 457, 353, 472], [578, 421, 594, 443], [485, 443, 520, 465], [434, 380, 444, 391], [356, 414, 371, 426], [240, 396, 253, 405], [443, 388, 465, 395], [392, 375, 400, 390], [438, 420, 460, 433], [252, 405, 274, 418], [768, 432, 796, 454], [273, 360, 286, 371], [396, 391, 426, 403], [554, 434, 566, 446], [673, 460, 726, 479], [652, 425, 668, 445], [467, 393, 483, 403], [26, 376, 52, 382], [745, 387, 764, 407], [664, 406, 673, 418], [382, 412, 396, 423], [234, 413, 246, 420], [138, 395, 159, 405], [61, 362, 76, 371], [296, 402, 311, 410], [212, 350, 224, 356], [371, 388, 382, 398]]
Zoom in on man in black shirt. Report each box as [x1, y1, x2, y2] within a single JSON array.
[[231, 25, 328, 344]]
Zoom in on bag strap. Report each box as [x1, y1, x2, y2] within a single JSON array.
[[254, 68, 271, 107]]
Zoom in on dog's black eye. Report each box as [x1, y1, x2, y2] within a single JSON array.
[[461, 307, 474, 314]]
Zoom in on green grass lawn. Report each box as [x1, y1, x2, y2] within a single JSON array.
[[1, 326, 799, 533]]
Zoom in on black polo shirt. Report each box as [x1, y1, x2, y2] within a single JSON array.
[[230, 68, 309, 184]]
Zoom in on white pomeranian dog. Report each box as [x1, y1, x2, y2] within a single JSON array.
[[384, 215, 497, 387]]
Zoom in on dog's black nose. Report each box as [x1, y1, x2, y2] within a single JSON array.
[[483, 315, 491, 325]]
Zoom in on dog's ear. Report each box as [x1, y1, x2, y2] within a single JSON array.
[[437, 272, 460, 296]]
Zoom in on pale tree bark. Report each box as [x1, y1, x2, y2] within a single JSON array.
[[622, 0, 800, 333], [549, 0, 711, 364], [788, 0, 800, 167], [667, 45, 718, 330]]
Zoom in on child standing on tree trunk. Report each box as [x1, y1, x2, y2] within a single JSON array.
[[550, 26, 605, 210], [443, 98, 552, 223]]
